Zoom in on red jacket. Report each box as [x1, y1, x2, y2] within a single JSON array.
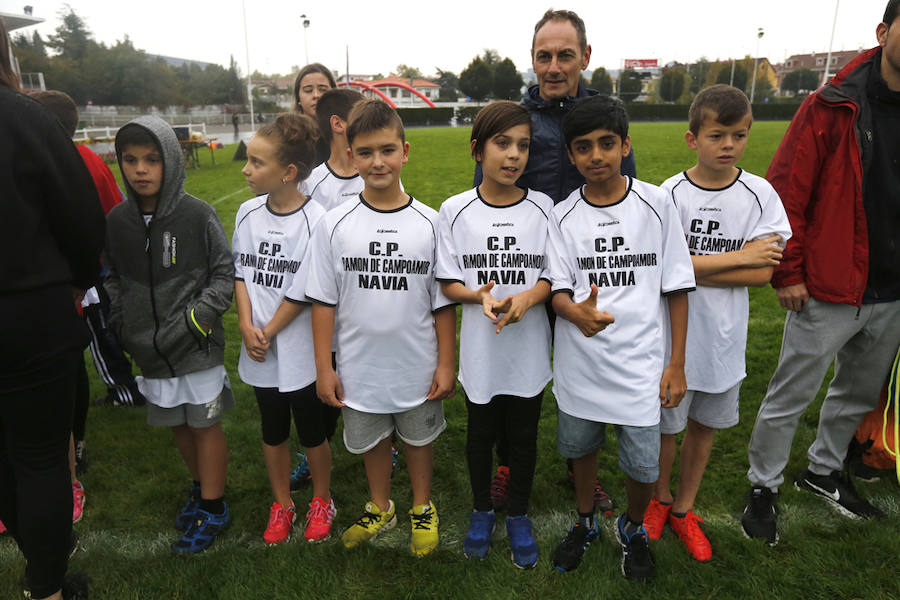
[[767, 47, 881, 306]]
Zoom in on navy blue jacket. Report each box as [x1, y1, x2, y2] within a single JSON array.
[[474, 83, 636, 204]]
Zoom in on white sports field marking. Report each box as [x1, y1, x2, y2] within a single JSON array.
[[211, 187, 251, 206]]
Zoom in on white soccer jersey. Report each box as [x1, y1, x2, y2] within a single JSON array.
[[662, 169, 791, 393], [232, 195, 325, 392], [436, 187, 552, 404], [301, 162, 365, 212], [305, 195, 454, 414], [548, 178, 696, 426]]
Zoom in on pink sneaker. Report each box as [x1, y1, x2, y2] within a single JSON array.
[[0, 519, 6, 534], [304, 496, 336, 542], [72, 480, 85, 524], [263, 501, 296, 545]]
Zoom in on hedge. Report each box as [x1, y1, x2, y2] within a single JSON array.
[[395, 107, 454, 127]]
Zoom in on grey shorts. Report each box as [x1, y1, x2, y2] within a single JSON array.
[[557, 409, 660, 483], [342, 400, 446, 455], [659, 383, 741, 434], [146, 385, 235, 428]]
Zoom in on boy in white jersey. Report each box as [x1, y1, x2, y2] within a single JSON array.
[[547, 95, 695, 579], [305, 99, 456, 557], [645, 85, 791, 560], [302, 88, 366, 210]]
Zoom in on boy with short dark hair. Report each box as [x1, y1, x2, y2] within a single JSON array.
[[645, 85, 791, 561], [305, 99, 456, 557], [302, 88, 366, 211], [547, 94, 694, 580], [105, 116, 234, 553]]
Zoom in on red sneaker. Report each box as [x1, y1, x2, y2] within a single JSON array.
[[490, 466, 510, 511], [0, 519, 6, 534], [668, 509, 712, 562], [642, 497, 671, 540], [263, 501, 296, 545], [304, 496, 336, 542], [72, 480, 85, 524]]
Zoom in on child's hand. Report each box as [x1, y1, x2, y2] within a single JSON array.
[[316, 368, 345, 407], [659, 365, 687, 408], [427, 365, 455, 401], [491, 293, 529, 334], [477, 281, 501, 320], [740, 235, 783, 268], [570, 284, 615, 337], [239, 323, 269, 362]]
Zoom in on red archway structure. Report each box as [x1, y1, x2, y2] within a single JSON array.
[[338, 80, 437, 108]]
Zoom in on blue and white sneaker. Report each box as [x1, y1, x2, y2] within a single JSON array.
[[614, 514, 655, 581], [174, 484, 201, 530], [506, 515, 538, 569], [289, 453, 311, 491], [463, 510, 495, 558], [391, 445, 399, 477], [171, 504, 231, 553]]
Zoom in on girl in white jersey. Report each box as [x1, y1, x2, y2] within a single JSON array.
[[436, 101, 553, 569], [233, 114, 339, 545]]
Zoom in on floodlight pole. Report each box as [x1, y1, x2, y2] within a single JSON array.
[[822, 0, 840, 85], [242, 0, 255, 131], [301, 14, 310, 65], [729, 59, 736, 86], [750, 27, 764, 103]]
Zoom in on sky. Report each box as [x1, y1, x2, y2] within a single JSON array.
[[3, 0, 889, 77]]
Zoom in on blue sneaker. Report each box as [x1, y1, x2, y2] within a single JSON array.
[[391, 445, 399, 477], [171, 504, 231, 553], [463, 510, 495, 558], [506, 515, 538, 569], [174, 484, 201, 530], [289, 453, 311, 491], [614, 514, 655, 581], [552, 519, 599, 572]]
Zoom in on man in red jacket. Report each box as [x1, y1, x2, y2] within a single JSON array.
[[741, 0, 900, 545]]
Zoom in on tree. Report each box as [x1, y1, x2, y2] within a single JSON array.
[[688, 58, 711, 93], [618, 69, 643, 102], [47, 6, 94, 61], [492, 58, 523, 100], [716, 62, 748, 92], [590, 67, 613, 94], [459, 56, 492, 101], [659, 67, 686, 102], [435, 68, 459, 101], [781, 68, 819, 96], [481, 49, 501, 66], [393, 64, 424, 79]]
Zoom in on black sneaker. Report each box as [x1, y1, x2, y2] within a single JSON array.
[[741, 486, 778, 545], [795, 469, 885, 519], [851, 461, 884, 483], [551, 521, 599, 572], [614, 514, 654, 582]]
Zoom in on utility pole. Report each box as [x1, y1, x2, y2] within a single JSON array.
[[242, 0, 255, 131], [301, 14, 310, 65], [750, 27, 765, 102], [822, 0, 840, 86]]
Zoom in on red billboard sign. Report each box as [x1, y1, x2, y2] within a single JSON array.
[[624, 59, 658, 69]]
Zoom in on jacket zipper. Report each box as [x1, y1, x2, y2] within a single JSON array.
[[146, 222, 177, 377]]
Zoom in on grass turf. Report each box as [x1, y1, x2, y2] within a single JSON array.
[[3, 122, 899, 599]]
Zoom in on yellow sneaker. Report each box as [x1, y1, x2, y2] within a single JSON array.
[[341, 500, 396, 548], [409, 501, 439, 557]]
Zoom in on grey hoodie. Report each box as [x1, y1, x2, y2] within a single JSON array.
[[105, 116, 233, 378]]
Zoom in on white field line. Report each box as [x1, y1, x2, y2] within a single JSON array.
[[211, 186, 251, 206]]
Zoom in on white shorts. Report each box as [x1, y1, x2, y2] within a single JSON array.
[[659, 383, 741, 434]]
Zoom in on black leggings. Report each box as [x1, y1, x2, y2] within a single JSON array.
[[254, 383, 340, 447], [0, 351, 77, 599], [466, 391, 543, 516], [73, 352, 89, 442]]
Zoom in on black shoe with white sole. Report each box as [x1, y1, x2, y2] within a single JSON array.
[[794, 469, 885, 519]]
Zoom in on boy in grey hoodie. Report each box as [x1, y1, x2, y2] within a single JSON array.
[[105, 116, 234, 553]]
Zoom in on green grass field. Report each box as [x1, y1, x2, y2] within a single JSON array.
[[3, 122, 899, 600]]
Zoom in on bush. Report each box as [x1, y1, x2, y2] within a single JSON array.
[[623, 102, 801, 121], [395, 107, 455, 127], [455, 105, 485, 124]]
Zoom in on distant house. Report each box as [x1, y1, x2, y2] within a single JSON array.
[[1, 9, 45, 90], [145, 54, 216, 70], [776, 49, 864, 87], [369, 77, 440, 106]]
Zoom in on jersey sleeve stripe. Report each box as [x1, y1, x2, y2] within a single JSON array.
[[330, 201, 363, 242], [525, 198, 549, 220], [662, 286, 696, 296], [235, 201, 266, 231], [737, 179, 763, 216], [633, 189, 662, 226], [307, 296, 337, 307], [450, 196, 479, 231]]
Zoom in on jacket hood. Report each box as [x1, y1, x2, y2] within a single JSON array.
[[818, 46, 881, 105], [115, 116, 186, 220]]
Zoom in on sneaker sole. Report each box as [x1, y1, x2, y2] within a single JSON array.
[[794, 481, 865, 520], [510, 551, 537, 569]]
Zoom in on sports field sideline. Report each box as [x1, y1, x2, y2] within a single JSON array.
[[2, 122, 897, 600]]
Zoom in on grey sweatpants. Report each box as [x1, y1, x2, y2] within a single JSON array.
[[747, 297, 900, 491]]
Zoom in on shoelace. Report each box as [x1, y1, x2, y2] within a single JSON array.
[[270, 505, 294, 528], [410, 509, 434, 530], [354, 510, 382, 529], [307, 500, 333, 524], [677, 514, 706, 543]]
